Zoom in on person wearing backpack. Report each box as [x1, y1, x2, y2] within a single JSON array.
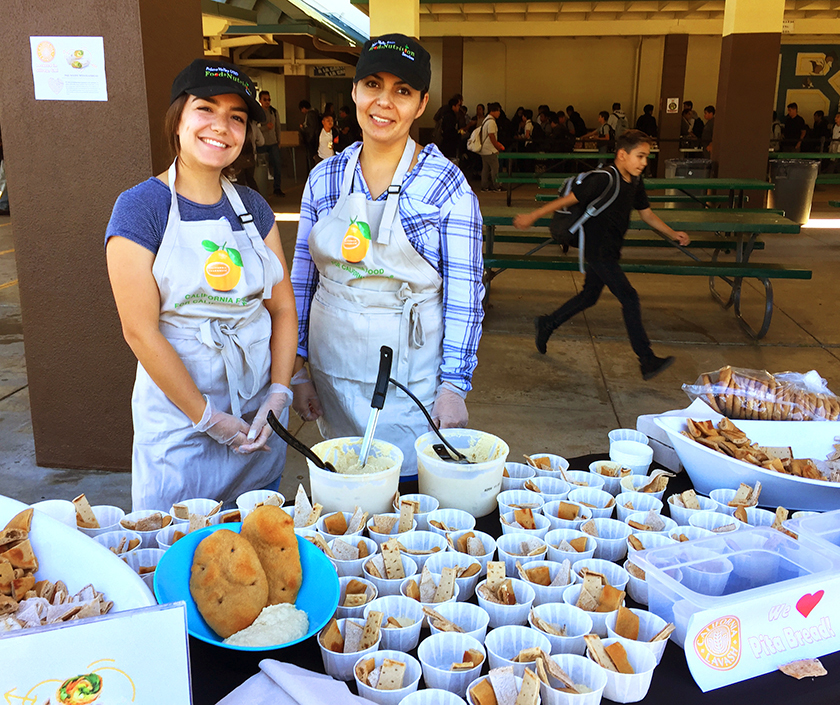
[[608, 103, 629, 140], [477, 102, 505, 191], [512, 130, 690, 380]]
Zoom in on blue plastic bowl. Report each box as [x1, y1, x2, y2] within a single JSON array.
[[154, 522, 339, 651]]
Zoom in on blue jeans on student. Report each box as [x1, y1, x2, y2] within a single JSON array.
[[257, 143, 283, 193]]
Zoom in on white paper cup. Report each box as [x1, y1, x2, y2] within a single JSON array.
[[624, 511, 678, 536], [709, 488, 739, 516], [588, 461, 633, 496], [122, 547, 164, 590], [609, 441, 653, 475], [354, 649, 422, 705], [396, 531, 449, 572], [595, 638, 657, 703], [94, 529, 142, 556], [517, 559, 577, 606], [328, 536, 379, 578], [319, 618, 380, 681], [529, 602, 593, 655], [564, 470, 606, 491], [284, 507, 321, 536], [680, 549, 734, 596], [688, 511, 742, 534], [366, 513, 417, 547], [545, 528, 597, 563], [614, 493, 663, 523], [541, 501, 593, 532], [496, 532, 548, 575], [120, 510, 173, 549], [401, 690, 468, 705], [31, 499, 76, 528], [568, 487, 616, 519], [531, 476, 572, 502], [476, 577, 535, 628], [216, 508, 242, 525], [742, 506, 776, 527], [418, 632, 487, 698], [609, 429, 649, 446], [496, 490, 545, 516], [606, 608, 671, 665], [501, 463, 536, 492], [424, 550, 482, 601], [626, 531, 676, 555], [526, 453, 570, 478], [318, 511, 367, 538], [362, 554, 418, 597], [500, 510, 551, 539], [168, 498, 223, 526], [485, 624, 552, 677], [365, 595, 424, 652], [618, 476, 665, 501], [427, 509, 476, 537], [466, 676, 523, 705], [428, 600, 491, 642], [77, 504, 126, 537], [572, 557, 630, 592], [400, 573, 460, 624], [336, 575, 378, 620], [666, 494, 718, 525], [623, 558, 648, 605], [234, 489, 285, 521], [563, 583, 623, 637], [156, 523, 189, 551], [589, 518, 633, 562], [669, 525, 713, 542], [541, 653, 608, 705], [445, 529, 497, 576], [392, 493, 440, 531]]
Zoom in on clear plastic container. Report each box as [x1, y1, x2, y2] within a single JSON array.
[[633, 527, 840, 648], [785, 508, 840, 556]]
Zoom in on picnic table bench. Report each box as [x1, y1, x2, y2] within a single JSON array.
[[481, 205, 808, 339], [498, 152, 618, 205]]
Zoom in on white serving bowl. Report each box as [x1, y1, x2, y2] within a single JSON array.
[[529, 601, 593, 655]]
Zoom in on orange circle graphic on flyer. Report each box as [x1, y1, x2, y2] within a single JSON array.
[[693, 615, 741, 671], [37, 41, 56, 62]]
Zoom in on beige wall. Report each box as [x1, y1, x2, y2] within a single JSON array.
[[685, 35, 723, 112]]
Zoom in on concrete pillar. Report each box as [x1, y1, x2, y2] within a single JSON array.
[[713, 0, 785, 180], [0, 0, 203, 470], [656, 35, 689, 177], [370, 0, 420, 38], [441, 37, 464, 107], [285, 73, 310, 176]]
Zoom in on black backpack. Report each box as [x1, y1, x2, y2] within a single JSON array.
[[549, 166, 622, 272]]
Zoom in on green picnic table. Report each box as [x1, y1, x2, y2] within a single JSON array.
[[769, 152, 840, 159], [498, 152, 619, 205], [481, 205, 807, 339], [830, 201, 840, 208]]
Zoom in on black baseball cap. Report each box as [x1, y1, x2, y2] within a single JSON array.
[[354, 34, 431, 93], [171, 59, 265, 122]]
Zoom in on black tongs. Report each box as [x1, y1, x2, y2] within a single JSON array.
[[266, 410, 337, 472]]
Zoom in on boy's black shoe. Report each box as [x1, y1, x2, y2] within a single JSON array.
[[641, 355, 675, 380], [534, 316, 552, 354]]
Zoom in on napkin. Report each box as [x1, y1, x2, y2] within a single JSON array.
[[216, 660, 376, 705]]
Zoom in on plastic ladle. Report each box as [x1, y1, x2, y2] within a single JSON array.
[[266, 410, 337, 473]]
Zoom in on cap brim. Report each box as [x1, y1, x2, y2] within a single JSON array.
[[186, 86, 265, 123], [354, 60, 427, 92]]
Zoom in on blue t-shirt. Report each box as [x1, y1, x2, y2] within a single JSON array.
[[104, 178, 275, 254]]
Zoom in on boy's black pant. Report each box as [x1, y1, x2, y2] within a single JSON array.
[[543, 259, 654, 361]]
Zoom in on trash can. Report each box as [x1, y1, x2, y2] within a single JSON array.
[[768, 159, 819, 225], [253, 153, 272, 199], [664, 158, 713, 209]]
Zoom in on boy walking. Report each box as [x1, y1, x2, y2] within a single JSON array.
[[513, 130, 689, 380]]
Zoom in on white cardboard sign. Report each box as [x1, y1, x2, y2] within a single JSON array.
[[30, 36, 108, 101], [0, 603, 191, 703], [684, 575, 840, 691]]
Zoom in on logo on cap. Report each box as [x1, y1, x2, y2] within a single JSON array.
[[369, 39, 415, 61], [204, 65, 253, 96]]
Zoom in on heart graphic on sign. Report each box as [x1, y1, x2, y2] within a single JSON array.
[[48, 77, 64, 94], [796, 590, 824, 618]]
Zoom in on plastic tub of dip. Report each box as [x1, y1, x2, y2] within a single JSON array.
[[416, 429, 510, 518], [308, 437, 403, 515]]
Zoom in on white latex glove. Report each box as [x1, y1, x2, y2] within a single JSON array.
[[238, 383, 293, 454], [431, 382, 469, 429], [291, 366, 324, 422], [193, 395, 250, 451]]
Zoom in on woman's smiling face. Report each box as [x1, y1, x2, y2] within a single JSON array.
[[177, 94, 247, 169], [351, 72, 428, 145]]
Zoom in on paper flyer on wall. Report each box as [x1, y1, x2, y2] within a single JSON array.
[[30, 36, 108, 101]]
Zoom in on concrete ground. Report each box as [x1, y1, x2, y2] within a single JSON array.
[[2, 177, 840, 510]]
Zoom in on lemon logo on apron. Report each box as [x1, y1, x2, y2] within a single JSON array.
[[341, 217, 371, 263], [202, 239, 243, 291]]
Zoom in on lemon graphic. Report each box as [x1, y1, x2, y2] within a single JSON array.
[[202, 240, 242, 291], [341, 217, 371, 263]]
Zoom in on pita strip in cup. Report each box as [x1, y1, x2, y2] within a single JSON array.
[[156, 523, 188, 551], [541, 653, 608, 705], [742, 506, 776, 527], [618, 475, 665, 502], [496, 490, 545, 516], [428, 600, 491, 642], [688, 510, 742, 534], [328, 536, 379, 578], [518, 559, 577, 606], [401, 689, 469, 705], [679, 547, 735, 597], [614, 492, 663, 523], [526, 453, 570, 479], [624, 511, 678, 536], [392, 493, 440, 531], [708, 488, 739, 516], [396, 530, 450, 572], [593, 638, 657, 704], [588, 461, 632, 496], [545, 528, 597, 563], [120, 510, 174, 549], [666, 493, 718, 525], [475, 577, 536, 628], [418, 631, 487, 698], [588, 518, 633, 562], [563, 470, 606, 491], [572, 557, 630, 592], [500, 510, 551, 539], [234, 489, 285, 521], [485, 623, 552, 677], [609, 440, 653, 475], [529, 602, 593, 656], [336, 575, 378, 620], [94, 529, 143, 556], [609, 428, 649, 446], [424, 550, 482, 601], [466, 675, 523, 705], [366, 513, 417, 547], [669, 525, 713, 542], [445, 529, 497, 576], [562, 583, 624, 638], [318, 511, 366, 538], [567, 487, 616, 520], [353, 649, 422, 705], [531, 476, 572, 502], [541, 501, 593, 532], [283, 508, 319, 535], [122, 547, 165, 590], [319, 617, 381, 681], [606, 607, 671, 665], [626, 531, 676, 555], [168, 498, 222, 526], [622, 557, 649, 606], [363, 553, 418, 597], [77, 505, 126, 538], [495, 532, 548, 576], [364, 594, 424, 652], [400, 573, 460, 625], [426, 508, 477, 537], [501, 462, 536, 492]]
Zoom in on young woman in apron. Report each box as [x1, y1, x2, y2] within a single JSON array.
[[290, 35, 485, 477], [105, 60, 298, 510]]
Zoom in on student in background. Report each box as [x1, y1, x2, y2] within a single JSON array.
[[315, 113, 338, 164]]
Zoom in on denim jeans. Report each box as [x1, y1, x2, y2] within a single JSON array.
[[257, 143, 283, 192]]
